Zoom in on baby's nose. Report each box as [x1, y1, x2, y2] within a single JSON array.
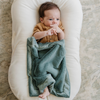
[[53, 19, 57, 24]]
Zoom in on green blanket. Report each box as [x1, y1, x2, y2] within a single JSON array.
[[27, 37, 70, 98]]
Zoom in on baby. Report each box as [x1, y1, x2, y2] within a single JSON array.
[[32, 2, 65, 99]]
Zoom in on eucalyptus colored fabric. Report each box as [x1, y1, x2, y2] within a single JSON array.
[[27, 37, 70, 98]]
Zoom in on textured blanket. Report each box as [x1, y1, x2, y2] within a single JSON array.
[[27, 37, 70, 98]]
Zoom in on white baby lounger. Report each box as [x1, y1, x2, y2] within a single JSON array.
[[8, 0, 83, 100]]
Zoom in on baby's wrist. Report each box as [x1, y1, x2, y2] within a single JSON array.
[[45, 31, 48, 36]]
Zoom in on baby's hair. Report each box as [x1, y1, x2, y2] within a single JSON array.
[[39, 2, 60, 18]]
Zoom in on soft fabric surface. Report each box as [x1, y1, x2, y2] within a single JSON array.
[[27, 37, 70, 98], [8, 0, 83, 100]]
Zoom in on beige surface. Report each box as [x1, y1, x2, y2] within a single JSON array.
[[0, 0, 100, 100]]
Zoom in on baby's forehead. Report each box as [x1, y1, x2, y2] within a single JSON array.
[[44, 8, 60, 13], [44, 9, 60, 18], [47, 15, 60, 18]]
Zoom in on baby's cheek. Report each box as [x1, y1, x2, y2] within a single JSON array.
[[58, 22, 60, 26], [46, 22, 51, 27], [46, 21, 50, 26]]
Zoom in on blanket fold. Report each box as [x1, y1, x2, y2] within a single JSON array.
[[27, 37, 70, 98]]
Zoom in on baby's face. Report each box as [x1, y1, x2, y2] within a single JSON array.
[[40, 9, 60, 27]]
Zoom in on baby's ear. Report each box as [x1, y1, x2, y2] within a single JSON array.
[[40, 17, 44, 23]]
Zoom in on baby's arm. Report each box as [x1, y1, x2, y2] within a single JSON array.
[[57, 29, 65, 40], [33, 28, 57, 40], [33, 31, 48, 40]]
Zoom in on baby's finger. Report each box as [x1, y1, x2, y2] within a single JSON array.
[[53, 29, 57, 35], [50, 25, 54, 27], [50, 25, 55, 28], [50, 28, 54, 32], [54, 31, 57, 35], [54, 29, 57, 34], [54, 33, 57, 35], [51, 30, 54, 33]]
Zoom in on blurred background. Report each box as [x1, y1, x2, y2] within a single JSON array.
[[0, 0, 100, 100]]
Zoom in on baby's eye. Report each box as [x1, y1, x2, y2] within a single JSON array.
[[57, 19, 59, 20], [49, 19, 52, 20]]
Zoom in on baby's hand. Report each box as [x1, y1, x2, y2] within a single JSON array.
[[47, 28, 57, 36], [50, 24, 61, 33]]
